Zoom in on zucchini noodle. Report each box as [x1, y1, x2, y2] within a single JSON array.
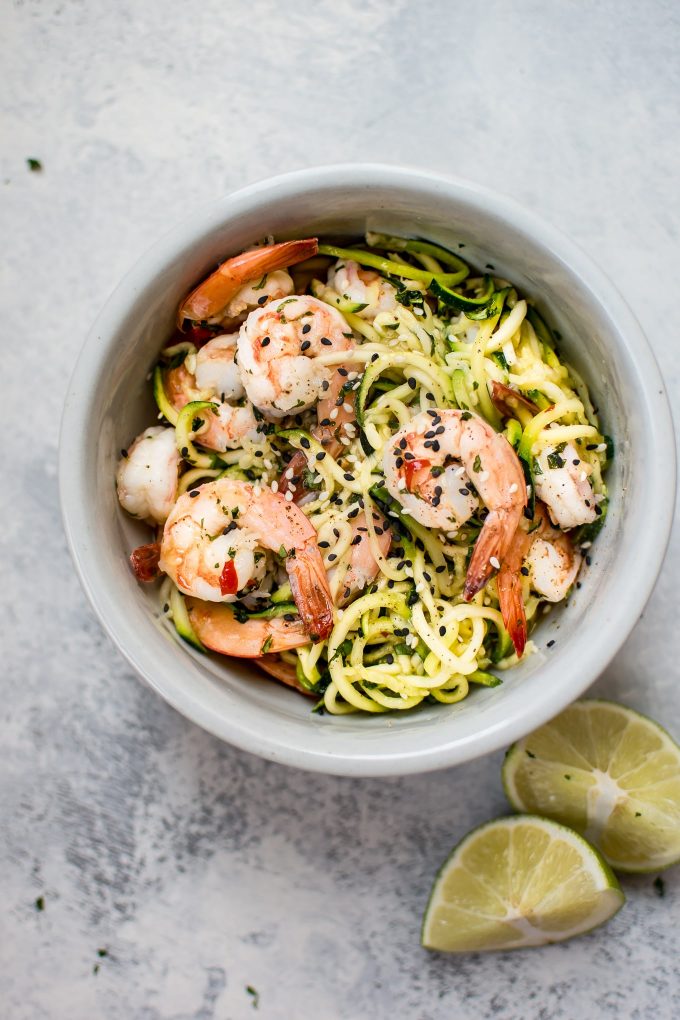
[[128, 231, 611, 716]]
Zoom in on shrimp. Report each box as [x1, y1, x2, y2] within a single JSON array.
[[383, 409, 527, 599], [497, 503, 582, 655], [533, 441, 598, 530], [237, 295, 353, 418], [326, 510, 392, 605], [160, 478, 334, 640], [255, 653, 311, 694], [164, 334, 262, 451], [186, 599, 312, 657], [178, 238, 319, 326], [327, 259, 399, 320], [116, 426, 180, 525]]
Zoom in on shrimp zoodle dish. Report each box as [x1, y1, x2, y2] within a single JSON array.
[[117, 232, 611, 714]]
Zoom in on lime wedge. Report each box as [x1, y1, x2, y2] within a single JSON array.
[[422, 815, 623, 952], [503, 700, 680, 873]]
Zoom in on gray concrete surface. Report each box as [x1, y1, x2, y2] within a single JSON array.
[[2, 1, 679, 1017]]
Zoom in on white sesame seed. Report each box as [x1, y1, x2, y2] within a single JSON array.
[[285, 468, 294, 480], [479, 470, 490, 482], [581, 540, 592, 549], [489, 556, 501, 569], [270, 480, 279, 493], [580, 471, 587, 481], [284, 490, 293, 501], [397, 478, 406, 490], [343, 403, 352, 413], [595, 443, 607, 452], [330, 408, 339, 420], [509, 482, 518, 494], [264, 459, 273, 469], [340, 437, 351, 446]]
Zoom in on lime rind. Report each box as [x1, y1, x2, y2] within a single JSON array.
[[502, 699, 680, 874], [421, 814, 624, 953]]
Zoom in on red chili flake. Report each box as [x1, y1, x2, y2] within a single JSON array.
[[130, 542, 161, 582], [404, 458, 431, 490], [219, 558, 238, 596]]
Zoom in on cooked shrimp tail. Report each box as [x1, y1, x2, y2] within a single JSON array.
[[179, 238, 319, 325], [285, 546, 334, 641], [496, 525, 531, 656], [464, 508, 518, 601]]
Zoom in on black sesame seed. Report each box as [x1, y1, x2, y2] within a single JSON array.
[[315, 451, 326, 461], [300, 436, 310, 449], [343, 472, 354, 481], [547, 639, 555, 648], [439, 625, 446, 636], [328, 553, 337, 562], [320, 336, 332, 346], [387, 579, 395, 589], [180, 446, 189, 458], [302, 323, 311, 335], [374, 527, 384, 535], [257, 295, 267, 305], [399, 438, 407, 450], [319, 541, 330, 548], [459, 487, 469, 495], [260, 336, 271, 347], [189, 490, 200, 498], [301, 339, 311, 352], [338, 367, 348, 377], [120, 448, 128, 458], [408, 378, 416, 389], [520, 566, 529, 576], [351, 535, 362, 546]]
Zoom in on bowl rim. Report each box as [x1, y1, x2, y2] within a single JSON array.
[[59, 163, 677, 776]]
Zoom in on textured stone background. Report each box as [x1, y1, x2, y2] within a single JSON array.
[[2, 1, 679, 1017]]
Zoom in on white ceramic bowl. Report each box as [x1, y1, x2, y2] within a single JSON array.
[[59, 165, 675, 776]]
